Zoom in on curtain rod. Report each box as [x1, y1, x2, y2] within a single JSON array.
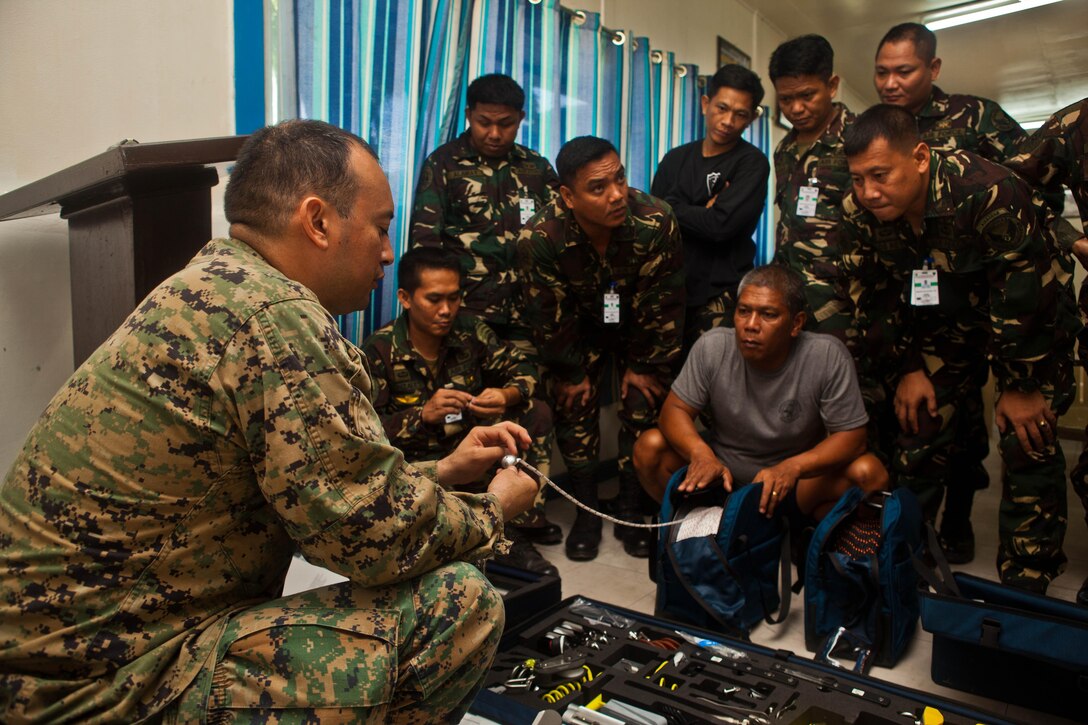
[[551, 3, 694, 76]]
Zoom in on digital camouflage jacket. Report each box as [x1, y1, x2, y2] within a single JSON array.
[[0, 238, 504, 723]]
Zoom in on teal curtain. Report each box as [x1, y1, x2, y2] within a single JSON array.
[[744, 108, 774, 265], [262, 0, 722, 343]]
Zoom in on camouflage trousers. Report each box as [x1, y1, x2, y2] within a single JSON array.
[[552, 351, 663, 481], [161, 562, 503, 724], [483, 318, 556, 522], [1065, 276, 1088, 544], [682, 288, 737, 355], [894, 347, 1073, 588]]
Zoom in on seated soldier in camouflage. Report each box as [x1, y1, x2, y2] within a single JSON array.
[[518, 136, 685, 561], [363, 247, 557, 576], [0, 120, 541, 723], [842, 105, 1078, 594], [411, 72, 563, 543], [1005, 97, 1088, 605], [633, 266, 887, 522]]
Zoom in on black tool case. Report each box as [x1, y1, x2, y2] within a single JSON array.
[[470, 596, 1013, 725], [483, 560, 562, 631]]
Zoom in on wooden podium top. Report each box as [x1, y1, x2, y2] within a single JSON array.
[[0, 135, 247, 221]]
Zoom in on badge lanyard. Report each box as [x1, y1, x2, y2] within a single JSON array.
[[796, 176, 819, 217], [910, 256, 939, 306], [603, 282, 620, 324]]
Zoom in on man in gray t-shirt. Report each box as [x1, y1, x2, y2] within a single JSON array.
[[634, 266, 887, 518]]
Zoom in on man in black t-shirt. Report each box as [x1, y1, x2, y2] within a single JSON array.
[[652, 64, 770, 352]]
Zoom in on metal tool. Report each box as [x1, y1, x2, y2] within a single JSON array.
[[500, 456, 687, 529]]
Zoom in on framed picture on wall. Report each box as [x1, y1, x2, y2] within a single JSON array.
[[717, 36, 750, 69]]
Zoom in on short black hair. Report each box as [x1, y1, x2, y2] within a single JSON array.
[[556, 136, 619, 187], [769, 35, 834, 82], [398, 247, 462, 294], [466, 74, 525, 111], [225, 119, 377, 236], [843, 104, 922, 158], [706, 64, 765, 112], [738, 265, 806, 317], [877, 22, 937, 63]]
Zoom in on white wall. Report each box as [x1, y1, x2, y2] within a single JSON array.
[[0, 0, 235, 472]]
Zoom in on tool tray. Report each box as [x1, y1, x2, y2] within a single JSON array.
[[471, 596, 1013, 725]]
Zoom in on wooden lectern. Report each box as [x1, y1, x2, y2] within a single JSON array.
[[0, 136, 247, 365]]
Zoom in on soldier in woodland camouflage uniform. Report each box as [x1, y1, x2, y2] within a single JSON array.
[[768, 35, 857, 345], [0, 120, 541, 723], [872, 22, 1030, 562], [1006, 97, 1088, 604], [363, 247, 558, 575], [518, 136, 685, 562], [410, 73, 562, 543], [842, 106, 1079, 593], [410, 73, 559, 348]]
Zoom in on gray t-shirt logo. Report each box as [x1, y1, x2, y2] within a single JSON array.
[[779, 399, 801, 423]]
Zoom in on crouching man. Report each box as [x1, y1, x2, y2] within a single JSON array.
[[364, 246, 558, 575], [0, 120, 539, 723], [634, 265, 887, 520]]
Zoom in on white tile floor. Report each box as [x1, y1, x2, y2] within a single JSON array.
[[284, 438, 1088, 724]]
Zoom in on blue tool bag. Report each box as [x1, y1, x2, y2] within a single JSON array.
[[804, 487, 923, 672], [654, 467, 790, 638], [916, 524, 1088, 721]]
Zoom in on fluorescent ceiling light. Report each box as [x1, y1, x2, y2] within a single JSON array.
[[924, 0, 1062, 30]]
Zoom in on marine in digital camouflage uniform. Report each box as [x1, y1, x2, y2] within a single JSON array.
[[409, 73, 559, 350], [873, 22, 1030, 561], [0, 121, 540, 723], [1006, 97, 1088, 603], [842, 105, 1079, 592], [518, 137, 685, 561]]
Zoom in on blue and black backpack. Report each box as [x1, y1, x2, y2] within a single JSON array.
[[803, 487, 924, 671], [654, 467, 791, 638]]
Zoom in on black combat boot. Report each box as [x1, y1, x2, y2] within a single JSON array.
[[565, 474, 602, 561], [939, 485, 976, 564], [614, 474, 653, 558], [494, 525, 559, 576]]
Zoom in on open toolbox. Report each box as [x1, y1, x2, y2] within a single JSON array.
[[470, 596, 1014, 725]]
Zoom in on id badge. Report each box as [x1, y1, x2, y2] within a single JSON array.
[[519, 197, 536, 225], [910, 268, 939, 306], [796, 185, 818, 217], [603, 291, 620, 324]]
